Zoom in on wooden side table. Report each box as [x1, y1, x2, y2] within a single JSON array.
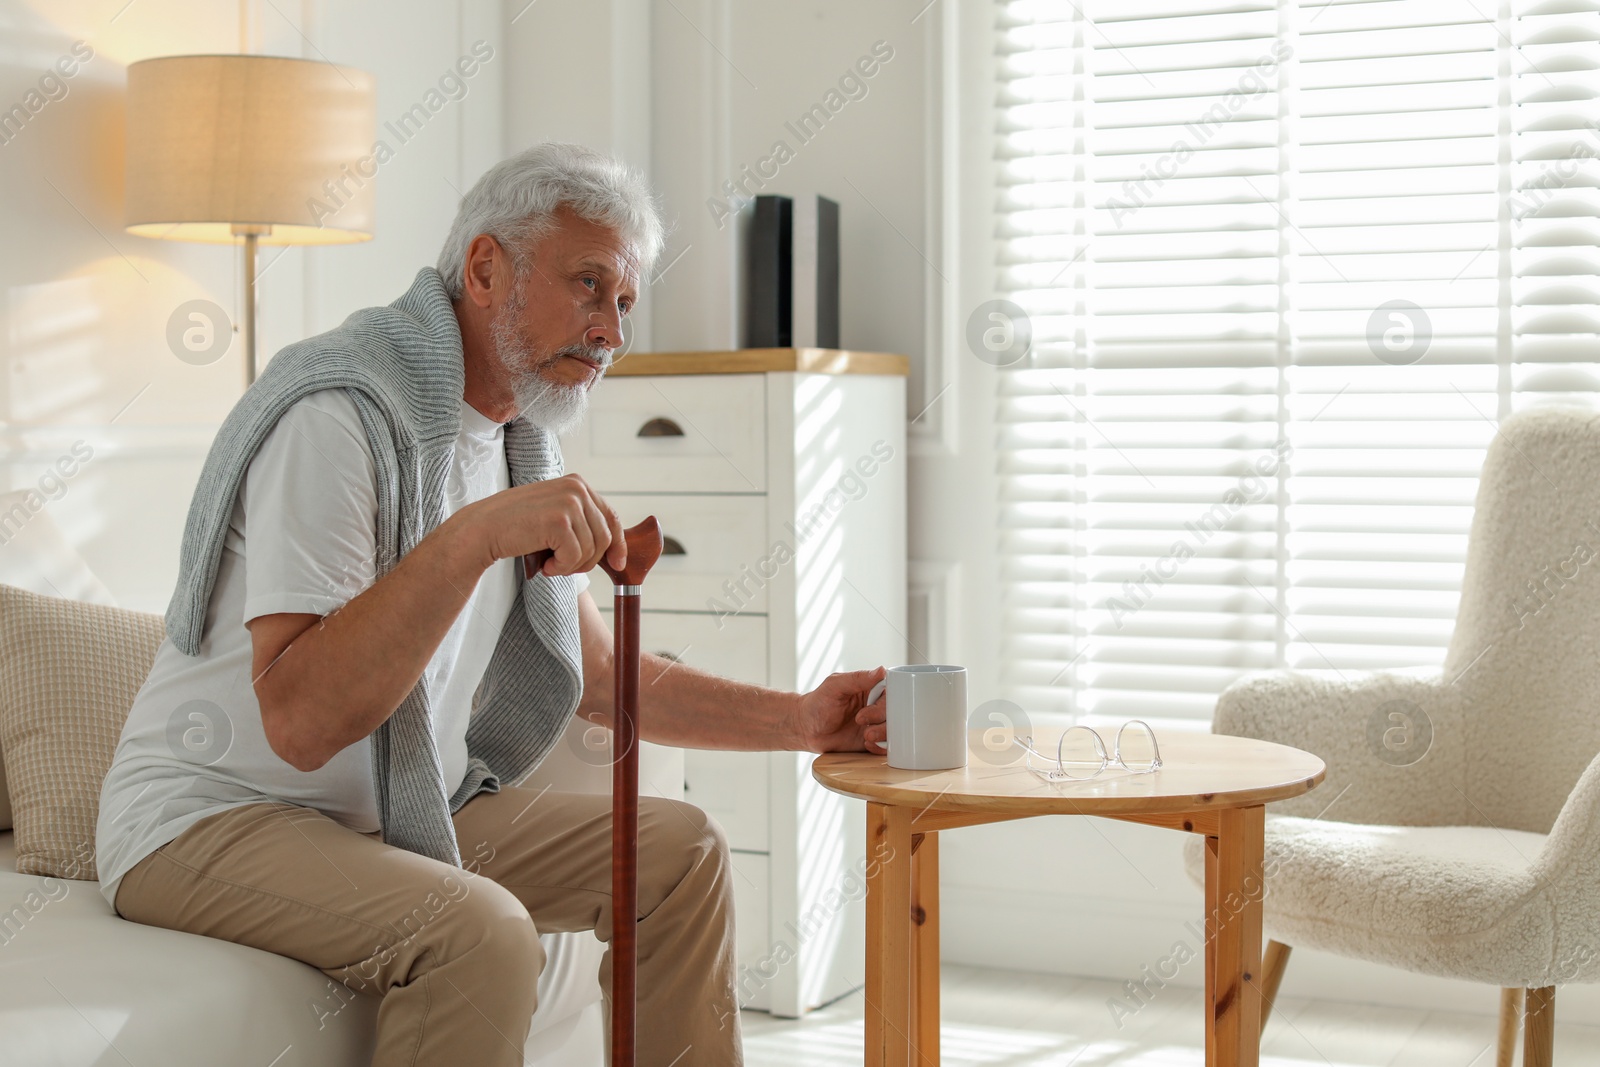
[[813, 732, 1326, 1067]]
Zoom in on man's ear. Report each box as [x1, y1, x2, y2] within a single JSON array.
[[462, 234, 506, 310]]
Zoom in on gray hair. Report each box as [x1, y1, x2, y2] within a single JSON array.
[[436, 142, 665, 300]]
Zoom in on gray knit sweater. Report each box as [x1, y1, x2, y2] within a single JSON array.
[[164, 267, 584, 868]]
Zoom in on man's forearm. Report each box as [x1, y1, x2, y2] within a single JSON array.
[[637, 653, 807, 751], [253, 513, 491, 769], [572, 594, 809, 752]]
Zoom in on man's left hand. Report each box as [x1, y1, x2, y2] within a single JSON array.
[[797, 666, 888, 754]]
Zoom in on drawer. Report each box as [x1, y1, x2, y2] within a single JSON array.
[[685, 749, 769, 852], [596, 609, 768, 687], [561, 374, 767, 493], [595, 493, 769, 613], [730, 851, 771, 1011]]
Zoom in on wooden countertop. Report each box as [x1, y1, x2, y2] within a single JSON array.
[[605, 348, 910, 377]]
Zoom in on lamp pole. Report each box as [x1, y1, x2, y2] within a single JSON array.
[[233, 223, 269, 387]]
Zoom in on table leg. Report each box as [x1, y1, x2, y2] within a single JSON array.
[[911, 831, 940, 1066], [1204, 833, 1218, 1065], [1204, 804, 1266, 1067], [866, 802, 916, 1067]]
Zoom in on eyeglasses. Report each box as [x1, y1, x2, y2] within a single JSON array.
[[1012, 720, 1164, 782]]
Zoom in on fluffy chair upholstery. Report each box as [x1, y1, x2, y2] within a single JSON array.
[[1183, 406, 1600, 989]]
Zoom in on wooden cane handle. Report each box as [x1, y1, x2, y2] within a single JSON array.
[[521, 517, 664, 584], [600, 516, 664, 586]]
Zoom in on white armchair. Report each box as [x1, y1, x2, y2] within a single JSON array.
[[1184, 406, 1600, 1067]]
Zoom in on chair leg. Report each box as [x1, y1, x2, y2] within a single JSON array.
[[1524, 987, 1555, 1067], [1498, 988, 1521, 1067], [1259, 940, 1292, 1036]]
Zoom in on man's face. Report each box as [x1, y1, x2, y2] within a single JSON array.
[[488, 206, 641, 434]]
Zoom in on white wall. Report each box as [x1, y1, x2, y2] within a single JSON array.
[[0, 0, 502, 612], [503, 0, 654, 352], [645, 0, 928, 368]]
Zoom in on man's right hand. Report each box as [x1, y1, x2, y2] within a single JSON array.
[[252, 472, 625, 773], [454, 473, 627, 578]]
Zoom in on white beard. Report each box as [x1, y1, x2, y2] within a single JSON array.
[[489, 291, 608, 437]]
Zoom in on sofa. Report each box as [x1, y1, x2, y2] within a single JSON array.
[[0, 498, 681, 1066]]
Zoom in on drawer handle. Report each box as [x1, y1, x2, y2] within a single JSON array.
[[637, 417, 685, 438], [662, 535, 686, 556]]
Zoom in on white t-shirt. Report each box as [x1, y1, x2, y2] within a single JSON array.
[[95, 389, 582, 909]]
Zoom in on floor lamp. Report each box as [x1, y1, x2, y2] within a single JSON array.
[[124, 54, 376, 387]]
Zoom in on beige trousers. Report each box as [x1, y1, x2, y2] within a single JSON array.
[[113, 786, 743, 1066]]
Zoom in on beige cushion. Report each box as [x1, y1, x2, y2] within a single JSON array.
[[0, 493, 120, 831], [0, 584, 163, 879], [1183, 819, 1568, 987]]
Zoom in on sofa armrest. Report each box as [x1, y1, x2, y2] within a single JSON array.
[[1213, 667, 1469, 825]]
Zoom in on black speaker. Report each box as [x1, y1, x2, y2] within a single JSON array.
[[746, 194, 840, 349], [747, 195, 792, 347]]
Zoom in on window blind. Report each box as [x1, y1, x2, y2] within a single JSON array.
[[995, 0, 1600, 724]]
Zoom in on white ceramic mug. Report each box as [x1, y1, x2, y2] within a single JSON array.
[[867, 664, 968, 771]]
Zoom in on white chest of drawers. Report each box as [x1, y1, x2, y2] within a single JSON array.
[[560, 348, 908, 1017]]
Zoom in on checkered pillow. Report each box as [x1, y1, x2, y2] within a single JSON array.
[[0, 584, 163, 879]]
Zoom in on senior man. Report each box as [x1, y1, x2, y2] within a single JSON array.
[[95, 142, 889, 1067]]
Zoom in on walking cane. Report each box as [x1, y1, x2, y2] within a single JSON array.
[[526, 515, 663, 1067]]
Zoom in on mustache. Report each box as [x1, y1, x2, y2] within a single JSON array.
[[547, 342, 612, 372]]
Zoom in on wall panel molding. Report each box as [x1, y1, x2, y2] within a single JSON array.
[[911, 0, 960, 456]]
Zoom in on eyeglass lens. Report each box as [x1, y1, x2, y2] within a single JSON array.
[[1057, 725, 1108, 779], [1116, 721, 1159, 772]]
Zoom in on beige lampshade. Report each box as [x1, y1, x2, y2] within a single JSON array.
[[125, 54, 376, 245]]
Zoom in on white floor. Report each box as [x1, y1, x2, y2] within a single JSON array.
[[739, 964, 1600, 1065]]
